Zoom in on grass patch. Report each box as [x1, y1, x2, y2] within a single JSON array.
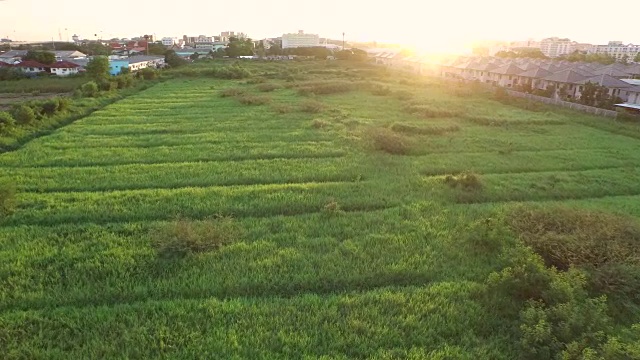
[[0, 180, 16, 219], [394, 90, 414, 101], [443, 172, 483, 191], [219, 88, 246, 98], [152, 216, 243, 259], [367, 127, 411, 155], [390, 123, 460, 135], [297, 81, 357, 96], [299, 99, 325, 113], [311, 119, 331, 129], [403, 102, 464, 118], [256, 83, 279, 92], [271, 104, 295, 114], [371, 85, 392, 96], [237, 94, 271, 106]]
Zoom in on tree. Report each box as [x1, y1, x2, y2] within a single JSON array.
[[635, 53, 640, 63], [85, 56, 110, 82], [266, 44, 283, 56], [164, 50, 187, 68], [22, 50, 56, 64], [335, 48, 368, 62], [225, 37, 254, 57], [148, 43, 167, 56], [189, 52, 200, 60], [621, 55, 629, 65], [78, 42, 112, 56]]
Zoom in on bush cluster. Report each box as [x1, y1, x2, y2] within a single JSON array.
[[297, 81, 357, 96], [152, 217, 242, 258], [368, 128, 411, 155], [237, 94, 271, 106], [403, 102, 463, 118], [390, 123, 460, 135], [219, 88, 246, 98]]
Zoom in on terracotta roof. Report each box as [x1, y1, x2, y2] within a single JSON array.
[[49, 61, 80, 69], [14, 60, 47, 68]]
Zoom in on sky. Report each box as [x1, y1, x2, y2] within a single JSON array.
[[1, 0, 638, 53]]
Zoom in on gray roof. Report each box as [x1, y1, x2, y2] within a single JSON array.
[[0, 49, 86, 58], [592, 66, 632, 77], [543, 69, 590, 84], [490, 63, 525, 75], [519, 67, 553, 78], [578, 74, 632, 88], [127, 55, 164, 64]]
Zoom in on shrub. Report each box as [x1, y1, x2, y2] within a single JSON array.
[[12, 105, 36, 125], [115, 75, 135, 89], [299, 99, 324, 113], [81, 81, 99, 98], [508, 207, 640, 271], [297, 81, 356, 96], [256, 83, 279, 92], [390, 123, 460, 135], [443, 172, 483, 191], [0, 181, 16, 219], [403, 102, 463, 118], [311, 119, 330, 129], [507, 206, 640, 318], [0, 111, 16, 135], [246, 77, 267, 84], [152, 217, 242, 259], [140, 67, 158, 80], [97, 79, 118, 92], [237, 94, 271, 106], [40, 98, 60, 116], [323, 199, 342, 214], [371, 85, 392, 96], [368, 127, 411, 155], [394, 90, 414, 101], [219, 88, 246, 98], [57, 97, 71, 112], [271, 104, 294, 114]]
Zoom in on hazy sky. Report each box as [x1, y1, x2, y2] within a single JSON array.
[[1, 0, 638, 52]]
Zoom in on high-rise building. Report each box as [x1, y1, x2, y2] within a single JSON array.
[[282, 30, 320, 49], [540, 37, 573, 58], [162, 37, 176, 46]]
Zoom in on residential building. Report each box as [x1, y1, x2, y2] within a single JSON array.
[[13, 60, 47, 74], [540, 37, 573, 58], [109, 59, 129, 76], [48, 61, 80, 76], [0, 50, 86, 64], [590, 41, 640, 61], [162, 37, 176, 46], [282, 30, 320, 49]]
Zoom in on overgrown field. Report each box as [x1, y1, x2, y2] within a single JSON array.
[[1, 61, 640, 358]]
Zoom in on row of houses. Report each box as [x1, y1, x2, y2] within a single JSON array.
[[0, 54, 165, 77], [370, 51, 640, 111], [438, 57, 640, 107]]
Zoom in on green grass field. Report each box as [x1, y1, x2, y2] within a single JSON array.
[[1, 61, 640, 358]]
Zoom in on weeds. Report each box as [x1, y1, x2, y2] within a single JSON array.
[[219, 88, 246, 98], [237, 94, 271, 106], [271, 104, 295, 114], [299, 99, 325, 113], [0, 181, 16, 219], [311, 119, 330, 129], [390, 123, 460, 135], [371, 85, 392, 96], [443, 172, 483, 191], [256, 83, 279, 92], [152, 216, 242, 258], [368, 127, 411, 155], [297, 81, 357, 96], [403, 102, 463, 118]]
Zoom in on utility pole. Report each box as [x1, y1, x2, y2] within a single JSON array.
[[342, 32, 345, 51]]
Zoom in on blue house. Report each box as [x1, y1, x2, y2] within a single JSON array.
[[109, 59, 129, 76]]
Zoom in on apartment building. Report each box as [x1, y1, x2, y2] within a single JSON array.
[[590, 41, 640, 61], [162, 37, 176, 46], [282, 30, 320, 49]]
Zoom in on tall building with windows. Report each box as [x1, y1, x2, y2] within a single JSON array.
[[162, 37, 176, 46], [540, 37, 573, 58], [590, 41, 640, 61], [282, 30, 320, 49]]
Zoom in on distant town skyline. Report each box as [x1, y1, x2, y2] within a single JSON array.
[[1, 0, 639, 53]]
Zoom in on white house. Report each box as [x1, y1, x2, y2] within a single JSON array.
[[48, 61, 80, 76], [13, 60, 47, 74]]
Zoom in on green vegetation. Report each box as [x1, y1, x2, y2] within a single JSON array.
[[1, 60, 640, 358]]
